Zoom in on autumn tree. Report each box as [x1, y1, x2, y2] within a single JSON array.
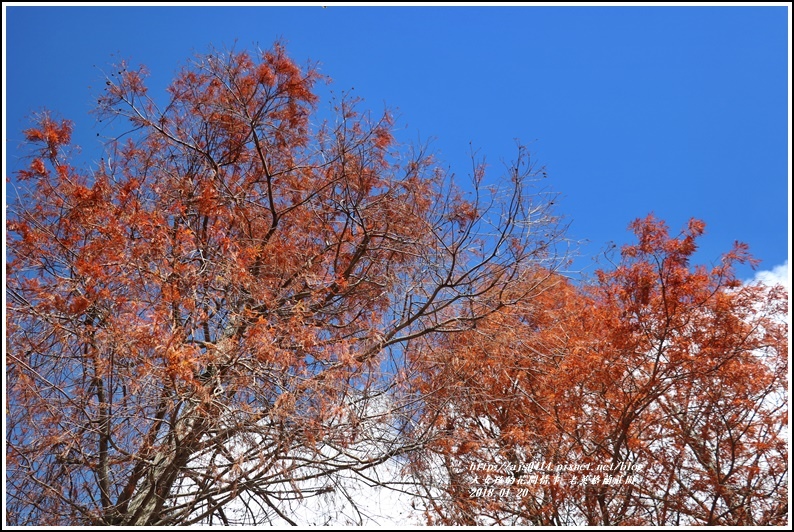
[[409, 215, 788, 526], [5, 44, 565, 525]]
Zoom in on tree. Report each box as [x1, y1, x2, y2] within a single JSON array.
[[409, 215, 788, 526], [5, 44, 565, 525]]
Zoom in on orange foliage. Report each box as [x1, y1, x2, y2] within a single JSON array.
[[409, 216, 788, 526], [7, 44, 561, 526]]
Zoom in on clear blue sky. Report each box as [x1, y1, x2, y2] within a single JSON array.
[[4, 5, 790, 280]]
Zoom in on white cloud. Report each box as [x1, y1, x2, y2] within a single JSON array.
[[744, 260, 790, 329], [748, 260, 790, 293]]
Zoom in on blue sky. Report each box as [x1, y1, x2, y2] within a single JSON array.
[[4, 4, 790, 281]]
